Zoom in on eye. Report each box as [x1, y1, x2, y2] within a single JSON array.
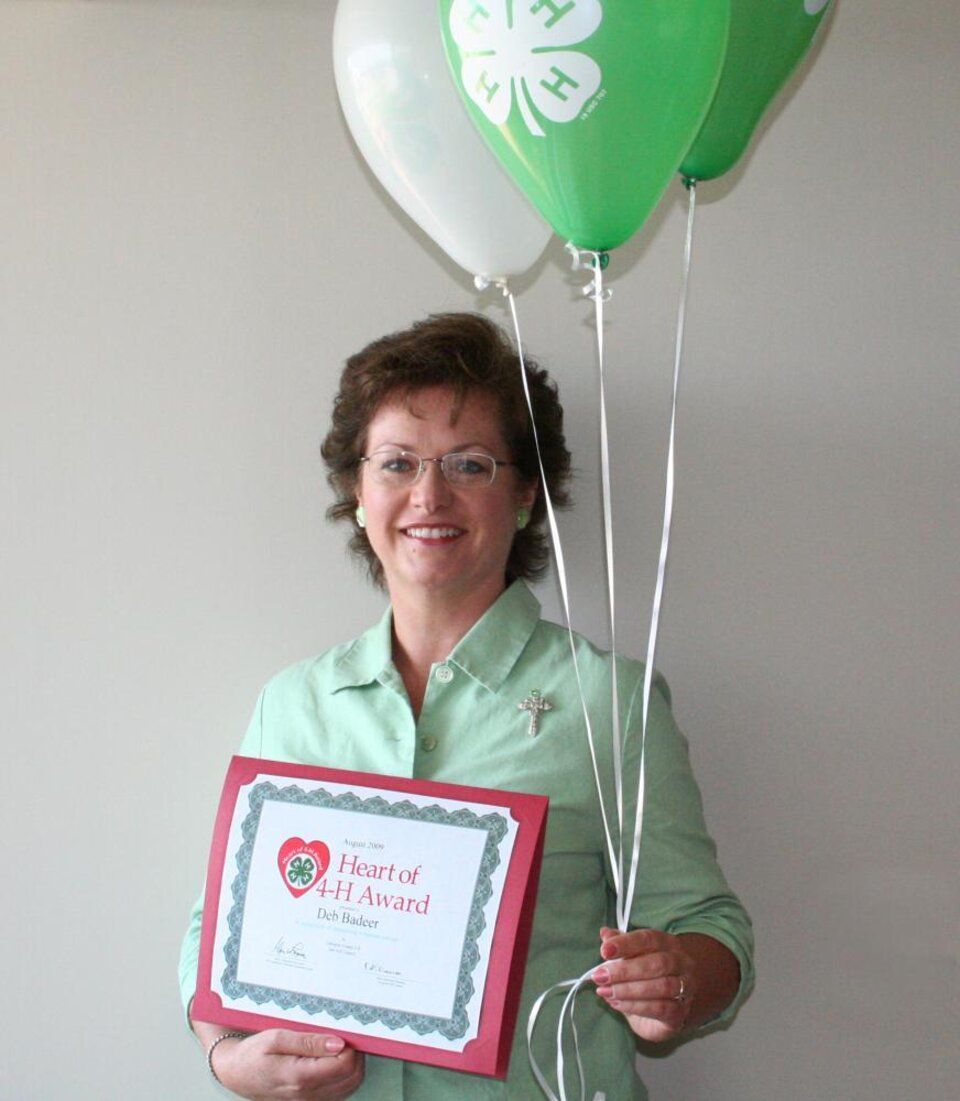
[[454, 455, 488, 475], [447, 453, 495, 481], [377, 451, 417, 475]]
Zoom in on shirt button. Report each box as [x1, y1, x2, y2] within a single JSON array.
[[435, 664, 454, 684], [419, 735, 438, 752]]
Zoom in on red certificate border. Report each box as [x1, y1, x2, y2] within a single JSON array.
[[192, 756, 548, 1079]]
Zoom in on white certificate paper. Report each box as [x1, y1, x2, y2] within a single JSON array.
[[194, 758, 548, 1077]]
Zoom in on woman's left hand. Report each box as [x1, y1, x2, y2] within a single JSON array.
[[592, 927, 694, 1042], [593, 926, 742, 1044]]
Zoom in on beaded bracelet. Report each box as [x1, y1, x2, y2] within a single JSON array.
[[206, 1031, 246, 1086]]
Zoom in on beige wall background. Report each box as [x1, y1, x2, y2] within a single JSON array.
[[1, 2, 956, 1098]]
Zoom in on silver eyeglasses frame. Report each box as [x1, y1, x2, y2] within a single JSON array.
[[358, 448, 515, 488]]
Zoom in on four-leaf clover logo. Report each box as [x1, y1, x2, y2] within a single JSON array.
[[287, 855, 316, 887], [449, 0, 604, 137], [278, 838, 330, 897]]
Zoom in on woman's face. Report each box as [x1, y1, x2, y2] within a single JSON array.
[[356, 386, 537, 610]]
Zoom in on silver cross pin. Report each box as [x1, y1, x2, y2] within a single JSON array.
[[518, 690, 552, 737]]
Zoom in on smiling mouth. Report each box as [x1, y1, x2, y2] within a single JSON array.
[[403, 526, 464, 540]]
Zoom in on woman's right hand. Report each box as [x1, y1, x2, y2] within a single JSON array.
[[201, 1025, 364, 1100]]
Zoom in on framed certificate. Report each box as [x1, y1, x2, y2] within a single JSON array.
[[192, 757, 548, 1078]]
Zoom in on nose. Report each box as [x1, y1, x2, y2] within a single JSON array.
[[410, 459, 452, 512]]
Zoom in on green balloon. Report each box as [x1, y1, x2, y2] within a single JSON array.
[[439, 0, 729, 253], [681, 0, 834, 182]]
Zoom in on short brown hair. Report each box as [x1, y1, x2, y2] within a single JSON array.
[[322, 312, 571, 587]]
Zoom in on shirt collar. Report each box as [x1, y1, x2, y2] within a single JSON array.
[[329, 580, 541, 695], [331, 604, 395, 690], [449, 580, 541, 693]]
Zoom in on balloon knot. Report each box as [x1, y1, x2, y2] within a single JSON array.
[[474, 275, 510, 297]]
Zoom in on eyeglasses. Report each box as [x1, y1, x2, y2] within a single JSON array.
[[358, 448, 515, 488]]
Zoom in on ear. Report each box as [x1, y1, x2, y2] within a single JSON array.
[[516, 478, 538, 510]]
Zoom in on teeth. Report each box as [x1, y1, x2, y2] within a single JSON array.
[[405, 527, 462, 538]]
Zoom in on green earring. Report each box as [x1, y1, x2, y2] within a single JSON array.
[[516, 507, 530, 531], [355, 504, 366, 529]]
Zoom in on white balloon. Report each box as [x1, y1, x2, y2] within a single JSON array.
[[333, 0, 551, 283]]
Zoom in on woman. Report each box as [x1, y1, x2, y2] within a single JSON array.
[[179, 313, 754, 1100]]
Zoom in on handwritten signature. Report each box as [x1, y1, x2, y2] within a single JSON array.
[[273, 938, 308, 960], [363, 962, 402, 978]]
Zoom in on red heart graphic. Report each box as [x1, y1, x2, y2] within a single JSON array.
[[277, 837, 330, 899]]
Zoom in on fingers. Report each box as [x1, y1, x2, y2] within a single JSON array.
[[261, 1028, 352, 1058], [598, 926, 668, 961], [597, 948, 675, 982], [216, 1029, 365, 1099], [264, 1029, 365, 1095], [311, 1047, 365, 1101], [593, 928, 692, 1041], [592, 967, 690, 1042], [592, 970, 689, 1013]]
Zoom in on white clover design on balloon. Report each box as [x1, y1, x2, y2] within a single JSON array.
[[449, 0, 604, 138]]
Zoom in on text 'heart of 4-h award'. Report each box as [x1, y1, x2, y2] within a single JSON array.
[[193, 757, 548, 1078]]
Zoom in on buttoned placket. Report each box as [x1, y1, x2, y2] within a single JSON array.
[[411, 661, 461, 775]]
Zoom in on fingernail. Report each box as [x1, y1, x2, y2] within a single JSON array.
[[592, 967, 610, 984], [324, 1036, 345, 1053]]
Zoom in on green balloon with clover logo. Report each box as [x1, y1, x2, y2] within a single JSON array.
[[439, 0, 730, 253], [681, 0, 835, 182]]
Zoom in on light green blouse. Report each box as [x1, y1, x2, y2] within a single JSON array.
[[180, 581, 753, 1100]]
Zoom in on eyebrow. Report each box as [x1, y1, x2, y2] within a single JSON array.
[[368, 441, 499, 454]]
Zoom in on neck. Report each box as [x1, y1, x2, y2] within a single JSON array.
[[389, 582, 506, 715]]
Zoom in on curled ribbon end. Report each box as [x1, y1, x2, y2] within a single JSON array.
[[582, 281, 612, 303], [566, 244, 609, 273], [567, 245, 613, 302]]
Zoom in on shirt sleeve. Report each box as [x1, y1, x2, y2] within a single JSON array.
[[177, 892, 204, 1021], [176, 689, 267, 1022], [619, 673, 755, 1024]]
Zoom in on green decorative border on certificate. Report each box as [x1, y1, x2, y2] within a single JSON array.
[[220, 782, 509, 1040]]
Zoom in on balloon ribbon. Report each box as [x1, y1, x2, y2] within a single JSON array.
[[508, 179, 700, 1101]]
